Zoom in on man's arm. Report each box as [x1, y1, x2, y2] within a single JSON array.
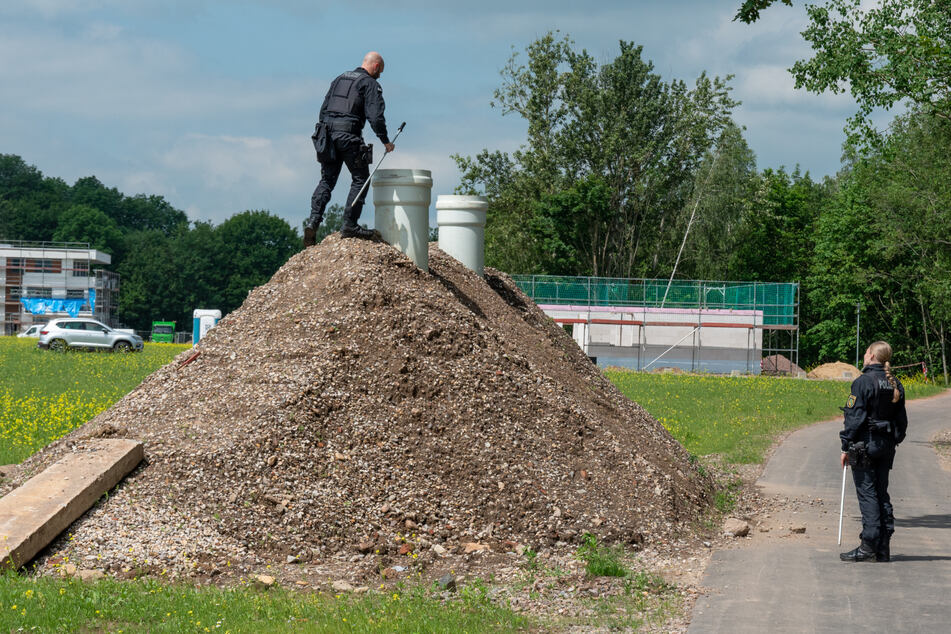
[[363, 79, 390, 145]]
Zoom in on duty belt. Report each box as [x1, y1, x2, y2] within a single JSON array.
[[326, 118, 361, 134]]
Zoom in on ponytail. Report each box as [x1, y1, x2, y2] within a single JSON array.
[[869, 340, 901, 403], [883, 361, 900, 403]]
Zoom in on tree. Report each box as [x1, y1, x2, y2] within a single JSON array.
[[671, 124, 759, 281], [213, 210, 299, 314], [52, 204, 124, 255], [738, 0, 951, 145], [455, 33, 739, 277]]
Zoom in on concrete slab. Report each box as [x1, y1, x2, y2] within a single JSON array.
[[0, 439, 143, 569]]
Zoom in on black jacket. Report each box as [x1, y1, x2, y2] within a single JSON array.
[[839, 363, 908, 451], [319, 67, 389, 144]]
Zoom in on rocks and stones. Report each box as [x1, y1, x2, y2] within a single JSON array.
[[77, 569, 105, 582], [331, 580, 354, 592], [254, 574, 276, 589], [437, 572, 457, 592], [723, 518, 751, 538], [790, 525, 807, 534], [761, 354, 806, 377], [3, 235, 713, 577]]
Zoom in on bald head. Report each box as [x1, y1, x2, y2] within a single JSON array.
[[362, 51, 384, 78]]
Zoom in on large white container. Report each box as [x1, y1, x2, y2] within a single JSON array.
[[436, 195, 488, 276], [372, 169, 433, 272]]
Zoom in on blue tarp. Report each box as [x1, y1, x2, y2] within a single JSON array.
[[20, 297, 86, 318]]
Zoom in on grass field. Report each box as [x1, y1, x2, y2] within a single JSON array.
[[0, 573, 526, 633], [0, 338, 189, 464], [606, 369, 944, 463], [1, 337, 945, 631]]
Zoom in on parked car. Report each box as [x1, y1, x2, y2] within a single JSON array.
[[37, 318, 144, 352], [17, 324, 44, 338]]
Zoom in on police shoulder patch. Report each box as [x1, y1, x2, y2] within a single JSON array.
[[846, 394, 856, 408]]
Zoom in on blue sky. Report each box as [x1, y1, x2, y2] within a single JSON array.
[[1, 0, 861, 229]]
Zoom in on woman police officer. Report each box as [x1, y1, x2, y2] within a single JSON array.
[[839, 340, 908, 562]]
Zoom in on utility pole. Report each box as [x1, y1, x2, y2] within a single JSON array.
[[855, 302, 861, 367]]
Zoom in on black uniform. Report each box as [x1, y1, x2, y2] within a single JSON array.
[[840, 363, 908, 557], [310, 67, 390, 230]]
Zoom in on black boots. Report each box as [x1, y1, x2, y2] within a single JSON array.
[[877, 535, 891, 562], [303, 215, 322, 248], [340, 224, 377, 240], [840, 541, 877, 562]]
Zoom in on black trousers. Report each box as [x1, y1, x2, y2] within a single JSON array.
[[852, 450, 895, 546], [311, 133, 370, 227]]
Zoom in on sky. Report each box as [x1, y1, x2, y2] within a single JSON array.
[[1, 0, 864, 229]]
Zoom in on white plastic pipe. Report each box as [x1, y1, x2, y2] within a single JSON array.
[[436, 195, 488, 276], [372, 169, 433, 272]]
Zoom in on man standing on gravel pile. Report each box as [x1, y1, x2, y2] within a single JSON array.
[[839, 341, 908, 563], [305, 51, 395, 246]]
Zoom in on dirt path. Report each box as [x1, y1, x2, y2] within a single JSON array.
[[688, 391, 951, 633]]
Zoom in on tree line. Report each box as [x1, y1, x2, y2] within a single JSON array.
[[454, 26, 950, 379], [0, 155, 301, 332]]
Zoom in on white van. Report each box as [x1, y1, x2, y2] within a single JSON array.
[[17, 324, 44, 338]]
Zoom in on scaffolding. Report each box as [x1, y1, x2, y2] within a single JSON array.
[[0, 240, 120, 335], [512, 275, 800, 374]]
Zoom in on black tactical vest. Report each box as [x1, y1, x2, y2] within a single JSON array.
[[325, 71, 363, 117]]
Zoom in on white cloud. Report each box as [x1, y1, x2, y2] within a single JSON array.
[[161, 133, 313, 192], [735, 64, 855, 110], [0, 24, 319, 121]]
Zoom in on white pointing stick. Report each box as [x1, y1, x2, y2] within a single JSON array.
[[838, 463, 848, 545]]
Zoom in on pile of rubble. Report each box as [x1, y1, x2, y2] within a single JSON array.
[[6, 235, 712, 579], [807, 362, 861, 381]]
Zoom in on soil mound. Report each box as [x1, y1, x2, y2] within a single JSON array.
[[761, 354, 806, 377], [808, 362, 861, 381], [7, 236, 711, 578]]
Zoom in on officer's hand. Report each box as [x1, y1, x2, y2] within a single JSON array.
[[840, 452, 849, 468], [384, 143, 395, 153]]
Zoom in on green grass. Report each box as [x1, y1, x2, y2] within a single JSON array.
[[0, 573, 527, 633], [0, 338, 189, 464], [576, 533, 628, 578], [605, 370, 945, 464], [3, 341, 945, 631]]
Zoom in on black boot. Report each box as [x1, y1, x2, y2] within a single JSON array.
[[340, 223, 377, 240], [840, 541, 877, 562], [303, 215, 322, 248], [877, 535, 891, 562]]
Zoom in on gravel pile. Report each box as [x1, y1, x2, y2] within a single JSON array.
[[6, 235, 712, 579], [807, 361, 861, 381], [761, 354, 806, 377]]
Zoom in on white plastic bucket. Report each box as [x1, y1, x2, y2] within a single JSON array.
[[372, 169, 433, 272], [436, 195, 488, 276]]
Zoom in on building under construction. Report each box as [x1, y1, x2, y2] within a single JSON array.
[[513, 275, 799, 375], [0, 241, 120, 336]]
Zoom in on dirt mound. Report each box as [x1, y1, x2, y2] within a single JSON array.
[[761, 354, 806, 377], [6, 236, 711, 579], [808, 362, 861, 381]]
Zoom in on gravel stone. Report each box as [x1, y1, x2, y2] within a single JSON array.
[[4, 236, 713, 579]]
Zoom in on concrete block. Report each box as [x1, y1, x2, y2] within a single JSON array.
[[0, 439, 144, 569]]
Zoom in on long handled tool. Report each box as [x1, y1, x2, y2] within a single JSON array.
[[838, 463, 848, 545], [348, 121, 406, 214]]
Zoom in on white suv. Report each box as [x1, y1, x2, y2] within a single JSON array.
[[37, 319, 144, 352]]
